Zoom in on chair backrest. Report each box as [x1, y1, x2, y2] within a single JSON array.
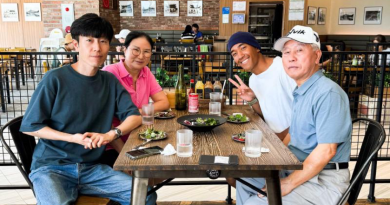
[[0, 116, 36, 189], [338, 118, 386, 205]]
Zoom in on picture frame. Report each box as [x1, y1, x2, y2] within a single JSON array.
[[24, 3, 41, 22], [119, 1, 133, 17], [1, 3, 19, 22], [339, 7, 356, 25], [307, 6, 316, 25], [187, 1, 202, 17], [141, 1, 156, 17], [164, 1, 179, 17], [364, 6, 382, 25], [317, 7, 326, 25], [232, 13, 245, 24]]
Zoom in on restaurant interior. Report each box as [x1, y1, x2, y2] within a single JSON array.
[[0, 0, 390, 204]]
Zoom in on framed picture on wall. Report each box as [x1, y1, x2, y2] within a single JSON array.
[[232, 13, 245, 24], [24, 3, 41, 21], [307, 6, 316, 25], [364, 6, 382, 25], [164, 1, 179, 17], [119, 1, 133, 17], [317, 7, 326, 25], [141, 1, 156, 17], [187, 1, 202, 16], [339, 7, 355, 25], [1, 3, 19, 22]]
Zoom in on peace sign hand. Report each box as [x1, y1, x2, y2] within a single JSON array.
[[228, 75, 256, 102]]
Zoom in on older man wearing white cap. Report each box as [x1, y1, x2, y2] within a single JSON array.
[[236, 25, 352, 205], [115, 29, 131, 60]]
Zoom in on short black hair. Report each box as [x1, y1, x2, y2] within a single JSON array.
[[373, 34, 386, 43], [124, 31, 154, 49], [192, 24, 199, 29], [70, 13, 114, 43]]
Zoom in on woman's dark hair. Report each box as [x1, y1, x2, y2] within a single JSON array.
[[192, 24, 199, 29], [124, 31, 154, 49], [373, 34, 386, 43], [183, 25, 192, 34], [334, 40, 345, 51], [70, 13, 114, 43]]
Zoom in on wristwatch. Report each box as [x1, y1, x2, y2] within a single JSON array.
[[247, 97, 258, 106], [111, 128, 122, 140]]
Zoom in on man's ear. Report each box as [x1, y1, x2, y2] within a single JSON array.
[[315, 49, 322, 64], [72, 39, 79, 51]]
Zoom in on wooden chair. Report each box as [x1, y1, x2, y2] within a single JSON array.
[[337, 118, 386, 205], [0, 116, 111, 205], [180, 39, 195, 44]]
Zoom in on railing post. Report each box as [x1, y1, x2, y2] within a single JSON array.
[[229, 55, 234, 105]]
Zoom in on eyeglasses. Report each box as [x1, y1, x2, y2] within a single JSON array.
[[131, 48, 152, 58]]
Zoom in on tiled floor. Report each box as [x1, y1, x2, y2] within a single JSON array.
[[1, 162, 390, 204]]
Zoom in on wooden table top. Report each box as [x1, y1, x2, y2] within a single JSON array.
[[114, 105, 302, 171]]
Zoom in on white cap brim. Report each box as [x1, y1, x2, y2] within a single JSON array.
[[273, 37, 319, 51]]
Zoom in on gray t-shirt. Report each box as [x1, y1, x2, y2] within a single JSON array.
[[20, 65, 139, 170]]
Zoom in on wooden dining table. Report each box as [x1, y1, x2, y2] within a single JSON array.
[[114, 105, 302, 205]]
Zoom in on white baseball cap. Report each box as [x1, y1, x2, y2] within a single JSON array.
[[274, 25, 320, 51], [115, 29, 131, 39]]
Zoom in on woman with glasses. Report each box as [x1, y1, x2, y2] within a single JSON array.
[[100, 31, 169, 167]]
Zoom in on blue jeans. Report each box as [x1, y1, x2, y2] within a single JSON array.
[[29, 163, 157, 205]]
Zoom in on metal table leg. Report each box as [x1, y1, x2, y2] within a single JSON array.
[[266, 170, 282, 205], [131, 175, 149, 205]]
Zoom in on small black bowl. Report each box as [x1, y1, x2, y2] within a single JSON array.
[[177, 114, 227, 132]]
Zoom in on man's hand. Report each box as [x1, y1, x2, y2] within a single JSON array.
[[70, 133, 92, 148], [228, 75, 256, 102], [83, 132, 115, 149], [257, 177, 295, 198], [116, 46, 122, 52]]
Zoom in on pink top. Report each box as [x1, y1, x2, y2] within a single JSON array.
[[102, 60, 162, 150]]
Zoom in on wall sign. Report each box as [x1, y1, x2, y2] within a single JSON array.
[[222, 7, 229, 24], [61, 4, 75, 31], [232, 1, 246, 11], [103, 0, 110, 9]]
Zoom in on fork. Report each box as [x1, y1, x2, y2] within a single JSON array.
[[132, 139, 152, 150]]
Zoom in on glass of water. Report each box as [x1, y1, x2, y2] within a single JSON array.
[[209, 102, 221, 116], [245, 129, 262, 158], [142, 103, 154, 127], [177, 129, 193, 157], [210, 92, 222, 103]]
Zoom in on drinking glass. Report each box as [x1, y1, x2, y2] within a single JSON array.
[[177, 129, 193, 157], [245, 129, 262, 158], [209, 102, 221, 116], [166, 91, 176, 109], [210, 92, 222, 103], [142, 103, 154, 127]]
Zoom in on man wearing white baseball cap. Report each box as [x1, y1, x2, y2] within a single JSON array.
[[115, 29, 131, 60], [236, 25, 352, 205]]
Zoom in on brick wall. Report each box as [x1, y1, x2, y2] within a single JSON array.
[[42, 0, 99, 37], [120, 0, 219, 31], [41, 0, 219, 38], [99, 0, 121, 37]]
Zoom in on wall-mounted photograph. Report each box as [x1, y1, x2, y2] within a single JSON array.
[[364, 6, 382, 25], [187, 1, 202, 17], [317, 7, 326, 25], [24, 3, 41, 22], [164, 1, 179, 17], [307, 6, 316, 25], [1, 3, 19, 22], [339, 7, 355, 25], [141, 1, 156, 17], [119, 1, 133, 17]]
